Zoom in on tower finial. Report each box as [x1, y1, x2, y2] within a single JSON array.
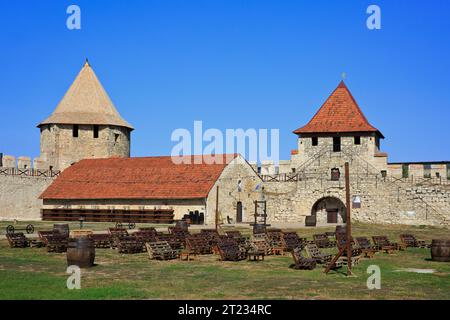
[[85, 58, 90, 66]]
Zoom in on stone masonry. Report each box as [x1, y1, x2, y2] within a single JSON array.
[[261, 81, 449, 227], [39, 124, 130, 170]]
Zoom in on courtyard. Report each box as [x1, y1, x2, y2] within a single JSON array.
[[0, 221, 448, 300]]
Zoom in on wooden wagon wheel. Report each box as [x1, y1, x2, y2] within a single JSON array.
[[6, 225, 14, 234], [26, 224, 34, 234]]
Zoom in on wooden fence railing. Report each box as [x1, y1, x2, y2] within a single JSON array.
[[0, 167, 61, 178], [261, 172, 450, 185]]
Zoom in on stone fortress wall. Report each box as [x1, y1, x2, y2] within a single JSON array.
[[0, 154, 56, 220], [258, 139, 450, 227], [1, 61, 448, 227]]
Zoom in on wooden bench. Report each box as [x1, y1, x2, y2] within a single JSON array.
[[266, 229, 285, 254], [46, 234, 68, 253], [38, 230, 54, 246], [372, 235, 404, 253], [179, 249, 196, 261], [146, 241, 180, 260], [336, 236, 363, 262], [289, 247, 316, 270], [169, 227, 191, 246], [225, 230, 242, 238], [186, 234, 212, 255], [354, 237, 378, 258], [90, 234, 112, 248], [6, 232, 29, 248], [305, 243, 333, 264], [108, 228, 129, 249], [250, 236, 272, 256], [247, 250, 265, 262], [114, 235, 144, 254], [108, 228, 129, 237], [138, 227, 158, 234], [313, 234, 336, 248], [37, 230, 68, 252], [200, 229, 221, 246], [282, 232, 307, 252], [400, 234, 428, 248], [156, 233, 183, 250], [215, 238, 247, 261], [134, 230, 157, 244]]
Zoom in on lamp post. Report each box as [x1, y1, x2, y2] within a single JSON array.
[[79, 216, 85, 229]]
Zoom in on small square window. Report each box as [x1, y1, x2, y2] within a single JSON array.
[[354, 136, 361, 145], [333, 137, 341, 152], [312, 137, 318, 146], [402, 164, 409, 178], [72, 125, 79, 137], [423, 164, 431, 178], [93, 125, 99, 138]]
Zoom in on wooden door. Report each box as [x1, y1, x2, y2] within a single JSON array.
[[327, 209, 338, 223], [236, 202, 243, 223]]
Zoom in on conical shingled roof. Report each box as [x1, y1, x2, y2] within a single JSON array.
[[293, 81, 382, 138], [38, 61, 133, 130]]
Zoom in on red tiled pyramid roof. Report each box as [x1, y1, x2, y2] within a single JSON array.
[[40, 154, 238, 200], [293, 81, 383, 137]]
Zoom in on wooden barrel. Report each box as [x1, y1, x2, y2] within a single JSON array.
[[53, 224, 70, 238], [175, 220, 189, 230], [305, 215, 316, 227], [67, 237, 95, 268], [431, 239, 450, 262]]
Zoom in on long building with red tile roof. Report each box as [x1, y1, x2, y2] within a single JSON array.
[[39, 154, 261, 225], [40, 155, 236, 200]]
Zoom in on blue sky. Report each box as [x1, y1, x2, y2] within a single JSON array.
[[0, 0, 449, 162]]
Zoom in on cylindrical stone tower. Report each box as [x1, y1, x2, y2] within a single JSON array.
[[37, 60, 133, 171]]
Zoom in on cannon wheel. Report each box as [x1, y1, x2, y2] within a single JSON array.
[[26, 224, 34, 234], [6, 225, 14, 234], [128, 223, 136, 230]]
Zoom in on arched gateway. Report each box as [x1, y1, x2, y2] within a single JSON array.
[[311, 197, 346, 225]]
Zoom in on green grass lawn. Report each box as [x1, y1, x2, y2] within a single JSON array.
[[0, 221, 449, 300]]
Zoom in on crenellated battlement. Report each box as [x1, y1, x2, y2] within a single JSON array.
[[0, 153, 60, 177]]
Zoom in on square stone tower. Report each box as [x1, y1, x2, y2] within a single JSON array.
[[37, 60, 133, 171], [291, 81, 387, 174]]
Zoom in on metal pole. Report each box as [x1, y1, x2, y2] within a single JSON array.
[[345, 162, 352, 276], [215, 185, 219, 231]]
